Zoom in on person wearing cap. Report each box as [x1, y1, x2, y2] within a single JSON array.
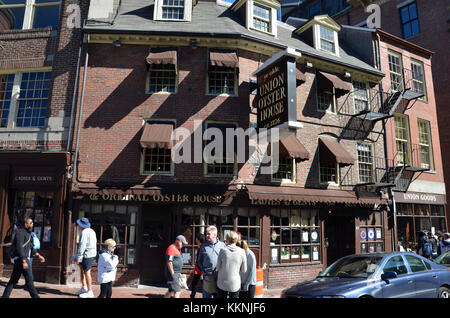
[[73, 217, 97, 298], [164, 235, 188, 298]]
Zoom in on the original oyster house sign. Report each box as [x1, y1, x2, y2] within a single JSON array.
[[255, 48, 300, 130]]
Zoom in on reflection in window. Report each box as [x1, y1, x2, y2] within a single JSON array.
[[0, 0, 61, 30]]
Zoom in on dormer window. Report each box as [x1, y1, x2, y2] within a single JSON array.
[[253, 4, 271, 33], [231, 0, 280, 37], [154, 0, 192, 21]]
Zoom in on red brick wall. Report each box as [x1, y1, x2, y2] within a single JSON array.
[[267, 263, 323, 289]]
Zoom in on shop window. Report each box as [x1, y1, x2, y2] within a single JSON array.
[[359, 211, 383, 254], [78, 203, 138, 266], [146, 64, 177, 93], [0, 0, 61, 30], [14, 191, 54, 248], [237, 208, 260, 263], [270, 208, 320, 264]]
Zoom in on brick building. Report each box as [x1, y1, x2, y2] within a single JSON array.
[[281, 0, 450, 237], [0, 0, 88, 284], [64, 0, 406, 289]]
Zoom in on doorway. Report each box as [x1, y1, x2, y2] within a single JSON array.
[[324, 214, 355, 266], [140, 205, 173, 285]]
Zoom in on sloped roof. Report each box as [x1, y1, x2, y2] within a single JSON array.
[[84, 0, 384, 77]]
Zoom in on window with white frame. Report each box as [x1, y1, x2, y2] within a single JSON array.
[[319, 162, 338, 184], [146, 64, 177, 94], [411, 59, 426, 100], [353, 81, 369, 113], [0, 71, 51, 128], [0, 0, 61, 30], [357, 143, 374, 184], [272, 157, 295, 182], [394, 114, 411, 166], [319, 25, 336, 54], [418, 119, 433, 170], [253, 3, 271, 33], [162, 0, 184, 20], [388, 51, 403, 91]]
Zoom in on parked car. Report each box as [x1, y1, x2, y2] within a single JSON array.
[[281, 252, 450, 298], [435, 251, 450, 267]]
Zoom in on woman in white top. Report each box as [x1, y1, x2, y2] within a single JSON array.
[[216, 231, 247, 298], [97, 239, 119, 298]]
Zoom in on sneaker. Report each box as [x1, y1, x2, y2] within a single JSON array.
[[79, 290, 94, 298], [75, 286, 88, 296]]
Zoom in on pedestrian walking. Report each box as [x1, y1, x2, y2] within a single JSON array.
[[164, 235, 188, 298], [2, 218, 45, 298], [440, 233, 450, 255], [417, 230, 432, 259], [73, 217, 97, 298], [428, 232, 439, 259], [97, 239, 119, 298], [197, 225, 225, 298], [237, 240, 257, 299], [216, 231, 247, 299], [190, 233, 205, 298]]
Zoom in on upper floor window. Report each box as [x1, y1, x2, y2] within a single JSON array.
[[394, 114, 411, 166], [207, 50, 239, 96], [145, 48, 178, 94], [400, 1, 420, 39], [388, 51, 403, 91], [0, 70, 51, 128], [418, 119, 433, 170], [204, 122, 237, 177], [0, 0, 61, 30], [353, 81, 369, 113], [253, 3, 271, 33], [357, 142, 374, 184], [319, 25, 336, 54], [154, 0, 192, 21], [410, 59, 426, 100]]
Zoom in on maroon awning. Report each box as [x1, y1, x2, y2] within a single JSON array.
[[209, 51, 239, 68], [296, 68, 306, 84], [279, 134, 309, 160], [246, 184, 384, 206], [319, 137, 355, 165], [145, 49, 177, 71], [140, 123, 174, 149], [318, 71, 351, 97]]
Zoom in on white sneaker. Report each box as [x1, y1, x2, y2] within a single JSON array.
[[79, 290, 94, 298], [75, 286, 88, 296]]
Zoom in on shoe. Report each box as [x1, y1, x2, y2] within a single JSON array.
[[79, 290, 94, 298], [75, 286, 88, 296]]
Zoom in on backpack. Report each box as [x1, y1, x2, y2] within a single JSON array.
[[31, 232, 40, 250], [422, 238, 432, 257]]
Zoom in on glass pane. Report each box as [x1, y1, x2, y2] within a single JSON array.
[[270, 228, 280, 245], [301, 209, 309, 226], [281, 227, 290, 244], [270, 247, 279, 264], [301, 229, 309, 243], [301, 246, 311, 261], [249, 228, 260, 246], [311, 210, 318, 226], [127, 248, 136, 265], [280, 246, 290, 262], [128, 226, 136, 245], [311, 228, 320, 243], [33, 5, 61, 29], [237, 208, 248, 226], [249, 208, 258, 226], [116, 205, 126, 214], [292, 228, 301, 244], [270, 208, 280, 226], [291, 209, 300, 227], [312, 245, 320, 261], [221, 207, 233, 226], [291, 246, 300, 262], [281, 209, 289, 226]]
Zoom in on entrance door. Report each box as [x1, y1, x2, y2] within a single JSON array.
[[140, 206, 172, 285], [325, 215, 355, 266]]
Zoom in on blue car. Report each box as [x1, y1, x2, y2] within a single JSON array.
[[281, 252, 450, 298]]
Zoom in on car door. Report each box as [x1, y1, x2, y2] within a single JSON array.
[[404, 255, 438, 298], [381, 255, 416, 298]]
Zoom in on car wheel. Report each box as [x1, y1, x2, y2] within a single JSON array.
[[438, 287, 450, 298]]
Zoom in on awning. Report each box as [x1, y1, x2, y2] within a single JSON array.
[[140, 123, 174, 149], [246, 184, 384, 206], [296, 68, 306, 84], [319, 137, 354, 165], [209, 51, 239, 68], [318, 71, 351, 97], [145, 49, 177, 71], [279, 134, 309, 160]]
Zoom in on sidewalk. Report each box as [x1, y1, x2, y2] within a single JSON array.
[[0, 277, 283, 298]]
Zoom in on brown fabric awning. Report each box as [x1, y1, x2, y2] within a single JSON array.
[[318, 71, 351, 97], [145, 49, 177, 71], [209, 51, 239, 68], [296, 68, 306, 84], [246, 184, 384, 206], [140, 123, 174, 149], [279, 134, 309, 160], [319, 137, 355, 165]]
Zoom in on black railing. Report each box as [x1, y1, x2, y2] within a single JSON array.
[[340, 156, 394, 187]]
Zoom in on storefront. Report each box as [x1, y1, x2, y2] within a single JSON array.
[[69, 183, 390, 289], [0, 152, 70, 283], [394, 191, 448, 252]]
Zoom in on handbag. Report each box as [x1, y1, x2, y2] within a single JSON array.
[[203, 271, 218, 294], [179, 273, 188, 289], [32, 232, 40, 250]]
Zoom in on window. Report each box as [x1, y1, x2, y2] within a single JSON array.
[[208, 66, 237, 95], [418, 119, 433, 170], [411, 60, 426, 99], [388, 51, 403, 91], [0, 71, 51, 128], [317, 90, 335, 112], [78, 203, 138, 266], [270, 208, 320, 264], [141, 121, 174, 175], [400, 2, 420, 39], [383, 256, 408, 276], [237, 208, 261, 263], [272, 157, 295, 182], [162, 0, 184, 20], [253, 3, 271, 33], [353, 81, 369, 113], [146, 64, 177, 93], [359, 212, 383, 253], [319, 162, 338, 184], [319, 26, 336, 54], [357, 143, 374, 184], [405, 255, 427, 273], [0, 0, 61, 30], [205, 122, 237, 177], [394, 114, 411, 165]]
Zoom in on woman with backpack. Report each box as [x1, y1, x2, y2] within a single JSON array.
[[417, 231, 432, 259]]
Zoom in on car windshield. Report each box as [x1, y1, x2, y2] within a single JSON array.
[[435, 252, 450, 266], [319, 256, 383, 279]]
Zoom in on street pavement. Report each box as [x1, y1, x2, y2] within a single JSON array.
[[0, 277, 283, 298]]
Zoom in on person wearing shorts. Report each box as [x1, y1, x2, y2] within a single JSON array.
[[164, 235, 188, 298]]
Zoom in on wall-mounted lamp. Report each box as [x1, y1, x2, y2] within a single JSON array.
[[112, 39, 121, 47], [189, 39, 197, 49], [306, 62, 313, 68], [344, 72, 351, 78]]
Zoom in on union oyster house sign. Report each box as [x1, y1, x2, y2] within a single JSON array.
[[254, 48, 301, 130]]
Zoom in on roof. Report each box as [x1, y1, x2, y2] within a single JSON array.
[[84, 0, 384, 77]]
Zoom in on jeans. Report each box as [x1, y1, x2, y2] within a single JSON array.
[[240, 285, 256, 298], [2, 259, 39, 298], [98, 282, 113, 298], [217, 287, 240, 299], [190, 274, 202, 298]]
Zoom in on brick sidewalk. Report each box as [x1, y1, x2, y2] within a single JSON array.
[[0, 277, 282, 298]]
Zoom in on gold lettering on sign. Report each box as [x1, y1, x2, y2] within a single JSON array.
[[85, 193, 222, 203]]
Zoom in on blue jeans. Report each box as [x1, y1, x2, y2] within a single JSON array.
[[202, 290, 214, 298]]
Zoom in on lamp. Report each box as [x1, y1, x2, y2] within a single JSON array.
[[189, 39, 197, 49], [112, 39, 121, 47]]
